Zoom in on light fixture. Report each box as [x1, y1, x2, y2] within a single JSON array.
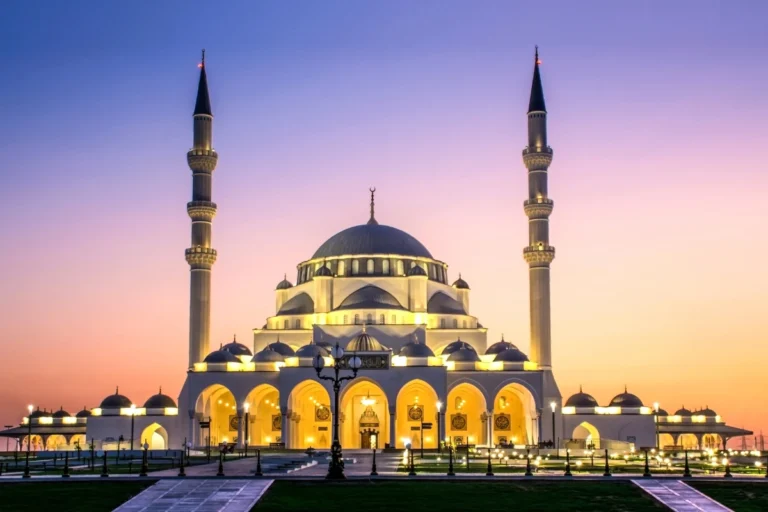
[[361, 390, 376, 406]]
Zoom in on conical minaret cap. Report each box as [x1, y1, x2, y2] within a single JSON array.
[[194, 49, 213, 116], [528, 46, 546, 113]]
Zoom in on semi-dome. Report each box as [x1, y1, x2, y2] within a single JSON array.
[[452, 275, 470, 289], [221, 336, 252, 357], [203, 348, 241, 364], [100, 388, 133, 409], [427, 292, 466, 315], [609, 387, 644, 408], [277, 293, 314, 315], [52, 408, 71, 418], [408, 265, 427, 276], [296, 341, 329, 358], [347, 328, 387, 352], [485, 336, 514, 355], [276, 275, 293, 290], [313, 224, 432, 259], [398, 340, 435, 358], [252, 345, 285, 363], [144, 389, 177, 409], [447, 347, 481, 362], [267, 340, 296, 357], [675, 406, 692, 417], [565, 387, 599, 408], [337, 286, 406, 311], [76, 408, 92, 418], [441, 339, 476, 356], [493, 347, 529, 363]]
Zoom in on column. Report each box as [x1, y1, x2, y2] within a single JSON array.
[[236, 408, 245, 448], [281, 410, 289, 448], [389, 405, 397, 448], [438, 411, 446, 447]]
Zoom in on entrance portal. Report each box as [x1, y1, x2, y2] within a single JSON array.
[[359, 405, 380, 449]]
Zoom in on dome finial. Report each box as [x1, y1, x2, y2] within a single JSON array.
[[579, 384, 583, 393], [367, 187, 378, 225], [624, 384, 628, 393], [159, 386, 162, 394], [115, 386, 119, 395], [233, 333, 237, 342]]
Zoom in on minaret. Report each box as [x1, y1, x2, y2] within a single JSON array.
[[185, 50, 218, 367], [522, 47, 555, 368]]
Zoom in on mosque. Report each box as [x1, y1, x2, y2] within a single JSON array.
[[0, 50, 751, 455]]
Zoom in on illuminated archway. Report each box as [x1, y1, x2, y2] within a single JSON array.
[[194, 383, 237, 447], [702, 434, 722, 450], [45, 434, 67, 450], [572, 421, 600, 450], [658, 433, 675, 449], [140, 423, 169, 450], [446, 382, 487, 447], [680, 433, 699, 450], [244, 384, 280, 447], [22, 435, 44, 451], [288, 380, 332, 449], [395, 379, 439, 450], [339, 379, 389, 450], [492, 382, 537, 447], [70, 434, 87, 450]]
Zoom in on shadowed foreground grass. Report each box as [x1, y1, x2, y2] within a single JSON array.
[[0, 481, 156, 512], [689, 481, 768, 512], [252, 480, 666, 511]]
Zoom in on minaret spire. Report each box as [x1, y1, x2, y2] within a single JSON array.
[[367, 187, 378, 225], [186, 51, 219, 367], [528, 46, 546, 114]]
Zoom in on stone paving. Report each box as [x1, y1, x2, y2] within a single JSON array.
[[632, 479, 733, 512], [113, 479, 273, 512]]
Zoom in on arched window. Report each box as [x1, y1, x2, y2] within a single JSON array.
[[396, 260, 404, 276], [338, 260, 346, 276], [352, 260, 360, 275], [367, 259, 374, 274], [391, 314, 396, 324], [453, 319, 458, 328], [429, 265, 436, 279], [382, 259, 390, 275], [366, 313, 373, 324], [343, 315, 348, 325], [294, 319, 301, 329], [440, 318, 446, 329], [283, 319, 289, 329], [354, 314, 360, 325], [379, 314, 385, 325]]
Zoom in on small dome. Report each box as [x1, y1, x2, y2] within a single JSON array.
[[408, 265, 427, 276], [347, 328, 387, 352], [267, 340, 296, 357], [398, 340, 435, 358], [52, 408, 71, 418], [100, 388, 133, 409], [565, 387, 599, 408], [276, 275, 293, 290], [76, 408, 92, 418], [296, 341, 329, 358], [316, 339, 334, 351], [447, 347, 481, 362], [221, 336, 252, 357], [698, 407, 718, 418], [675, 406, 692, 417], [655, 408, 669, 416], [441, 339, 476, 356], [203, 349, 241, 364], [144, 389, 177, 409], [609, 388, 644, 408], [452, 275, 470, 289], [493, 347, 529, 363], [28, 408, 46, 419], [315, 265, 333, 277], [252, 346, 285, 363], [485, 335, 515, 355]]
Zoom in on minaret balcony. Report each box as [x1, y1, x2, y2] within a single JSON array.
[[185, 246, 218, 268], [522, 146, 553, 170], [187, 148, 218, 173], [187, 201, 218, 221], [523, 245, 555, 265], [524, 198, 554, 218]]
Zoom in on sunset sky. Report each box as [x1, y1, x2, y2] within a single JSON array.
[[1, 2, 767, 437]]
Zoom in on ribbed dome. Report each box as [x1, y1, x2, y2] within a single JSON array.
[[485, 336, 514, 355], [203, 349, 241, 364], [447, 347, 481, 362], [347, 329, 387, 352], [276, 275, 293, 290], [267, 340, 296, 357], [313, 224, 432, 259], [565, 387, 599, 408], [296, 341, 329, 358], [675, 407, 692, 417], [398, 340, 435, 358], [452, 275, 470, 289], [493, 347, 529, 362], [609, 388, 644, 408], [100, 389, 133, 409], [252, 346, 285, 363], [441, 339, 476, 356], [222, 337, 252, 357], [408, 265, 427, 276], [76, 408, 92, 418], [144, 390, 177, 409], [52, 408, 71, 418]]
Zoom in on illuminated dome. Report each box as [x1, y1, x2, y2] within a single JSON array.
[[100, 389, 132, 408], [347, 328, 387, 352], [52, 408, 71, 418], [441, 339, 475, 356], [655, 408, 669, 416], [275, 275, 293, 290], [675, 406, 692, 417], [312, 224, 432, 259], [447, 347, 481, 362], [28, 408, 46, 419], [296, 341, 329, 358], [494, 347, 529, 363], [609, 388, 644, 408], [485, 336, 514, 355], [565, 387, 599, 408], [452, 275, 470, 289], [267, 340, 296, 357], [144, 390, 177, 409], [698, 407, 718, 417], [252, 346, 285, 363], [203, 349, 241, 364], [221, 336, 252, 357], [398, 340, 435, 358], [76, 408, 92, 418]]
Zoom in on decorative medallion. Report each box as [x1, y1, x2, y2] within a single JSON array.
[[494, 413, 511, 431], [271, 414, 282, 432], [315, 405, 331, 422], [408, 405, 424, 422], [451, 413, 467, 431], [228, 415, 240, 432]]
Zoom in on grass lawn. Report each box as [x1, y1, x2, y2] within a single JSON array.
[[689, 481, 768, 512], [0, 481, 156, 512], [252, 480, 666, 511]]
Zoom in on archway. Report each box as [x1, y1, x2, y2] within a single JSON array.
[[194, 383, 237, 447], [492, 382, 537, 447], [288, 380, 332, 449], [446, 382, 487, 447], [395, 379, 439, 450], [22, 435, 44, 451], [680, 433, 699, 450], [244, 384, 280, 447], [45, 434, 68, 451], [572, 421, 601, 450], [658, 433, 675, 450], [140, 423, 169, 450], [702, 434, 722, 450], [70, 434, 87, 451], [339, 379, 389, 450]]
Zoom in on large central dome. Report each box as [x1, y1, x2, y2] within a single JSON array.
[[312, 223, 433, 259]]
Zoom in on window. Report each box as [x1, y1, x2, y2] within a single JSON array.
[[367, 313, 373, 324], [391, 314, 396, 324], [453, 319, 458, 328], [294, 319, 301, 329], [382, 259, 390, 275], [396, 260, 404, 275], [429, 265, 436, 279], [379, 314, 385, 325], [463, 320, 467, 328], [440, 318, 446, 329], [352, 260, 360, 275], [338, 260, 345, 276], [343, 315, 348, 325], [283, 319, 289, 329], [367, 259, 374, 274], [354, 314, 360, 325]]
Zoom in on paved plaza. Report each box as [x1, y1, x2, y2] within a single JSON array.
[[114, 479, 273, 512]]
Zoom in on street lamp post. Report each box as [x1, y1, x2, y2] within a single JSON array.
[[129, 403, 137, 451], [653, 402, 660, 449], [313, 343, 362, 480], [550, 401, 557, 459], [243, 402, 250, 457], [436, 401, 443, 454], [23, 405, 33, 478]]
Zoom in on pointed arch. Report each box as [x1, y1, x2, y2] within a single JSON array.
[[288, 379, 332, 449], [244, 384, 280, 447], [446, 382, 487, 447], [194, 383, 237, 447], [395, 379, 440, 449], [492, 382, 537, 447], [339, 378, 389, 449], [572, 421, 600, 450]]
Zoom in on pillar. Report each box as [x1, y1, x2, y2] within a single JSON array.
[[236, 409, 245, 448], [389, 405, 397, 448]]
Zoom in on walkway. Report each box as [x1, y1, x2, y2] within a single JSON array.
[[114, 479, 273, 512], [632, 479, 733, 512]]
